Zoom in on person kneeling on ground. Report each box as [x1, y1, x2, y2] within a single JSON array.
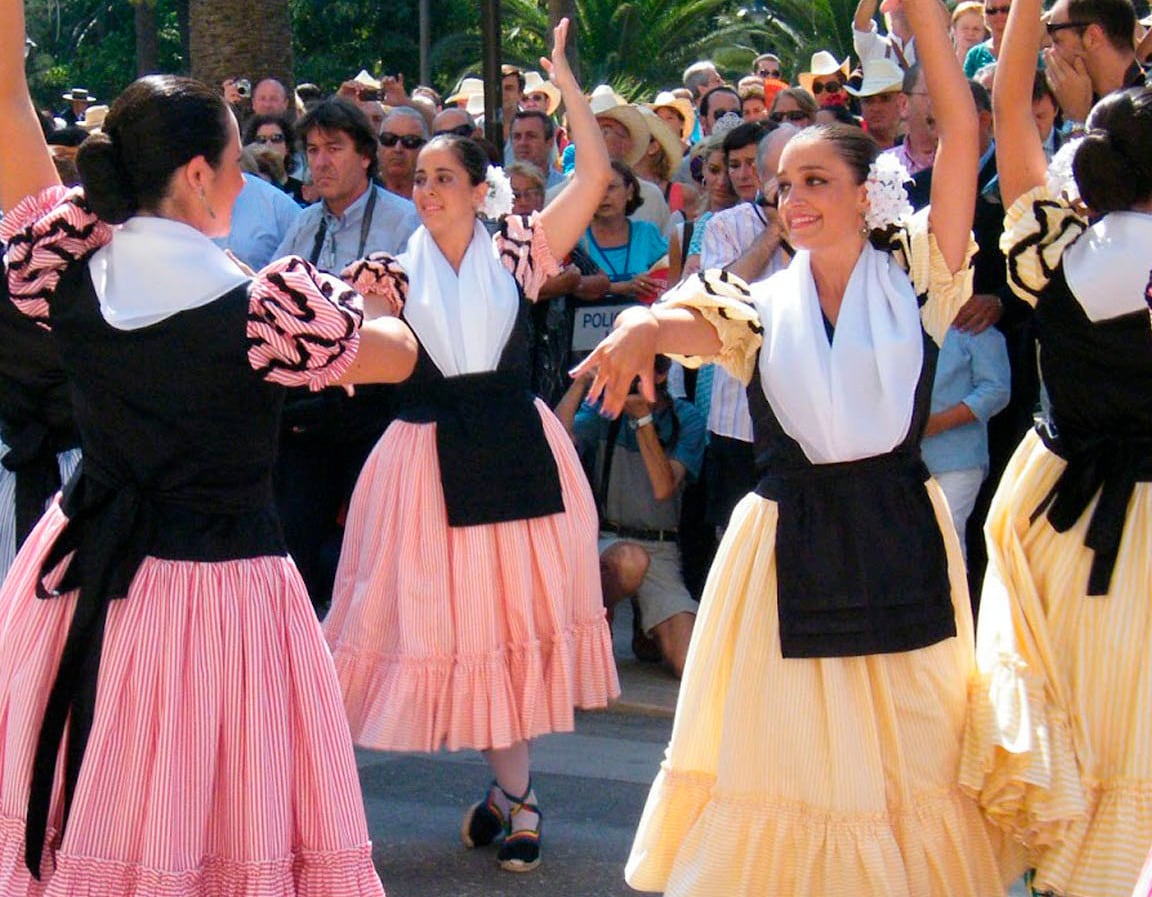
[[557, 355, 705, 678]]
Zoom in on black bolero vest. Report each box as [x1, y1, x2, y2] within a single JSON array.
[[24, 261, 288, 878], [394, 288, 564, 527]]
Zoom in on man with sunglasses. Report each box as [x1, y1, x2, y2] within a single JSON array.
[[378, 106, 428, 201], [1044, 0, 1147, 128], [751, 53, 784, 82], [852, 0, 918, 68], [431, 107, 480, 140], [845, 57, 906, 149]]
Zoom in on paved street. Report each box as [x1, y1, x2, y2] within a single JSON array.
[[358, 600, 1030, 897]]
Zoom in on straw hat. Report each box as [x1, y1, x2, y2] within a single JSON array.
[[637, 106, 684, 176], [588, 85, 650, 167], [61, 87, 95, 104], [78, 104, 109, 133], [445, 77, 488, 116], [844, 58, 904, 97], [647, 90, 696, 142], [522, 71, 561, 116], [797, 51, 851, 95]]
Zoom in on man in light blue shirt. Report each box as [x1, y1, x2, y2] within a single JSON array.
[[220, 172, 302, 271], [921, 326, 1011, 562], [274, 98, 419, 274]]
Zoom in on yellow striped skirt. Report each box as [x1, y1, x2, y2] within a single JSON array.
[[961, 430, 1152, 897], [626, 479, 1021, 896]]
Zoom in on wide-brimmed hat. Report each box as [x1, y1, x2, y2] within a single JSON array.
[[647, 90, 696, 142], [797, 52, 851, 95], [78, 104, 109, 133], [522, 71, 561, 116], [61, 87, 95, 103], [588, 86, 650, 166], [844, 58, 904, 98], [637, 106, 684, 176], [445, 77, 488, 117]]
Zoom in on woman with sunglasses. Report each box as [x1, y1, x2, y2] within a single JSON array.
[[964, 0, 1012, 76], [242, 113, 306, 204], [323, 19, 618, 874], [576, 0, 1023, 892], [959, 0, 1152, 893], [767, 87, 819, 127]]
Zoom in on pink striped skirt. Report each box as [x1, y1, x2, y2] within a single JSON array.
[[0, 500, 384, 897], [324, 401, 619, 753]]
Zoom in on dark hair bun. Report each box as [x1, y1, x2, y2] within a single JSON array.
[[76, 133, 138, 224], [1074, 87, 1152, 215]]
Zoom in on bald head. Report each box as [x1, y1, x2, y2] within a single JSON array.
[[758, 123, 798, 181]]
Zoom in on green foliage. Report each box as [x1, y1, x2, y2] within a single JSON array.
[[24, 0, 185, 113], [20, 0, 860, 110]]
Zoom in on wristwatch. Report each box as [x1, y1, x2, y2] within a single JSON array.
[[629, 414, 654, 430]]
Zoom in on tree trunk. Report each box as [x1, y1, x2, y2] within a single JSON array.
[[548, 0, 578, 81], [175, 0, 191, 74], [135, 0, 159, 76], [189, 0, 294, 97]]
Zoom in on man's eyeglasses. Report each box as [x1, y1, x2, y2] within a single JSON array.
[[252, 133, 286, 145], [1046, 19, 1091, 34], [512, 188, 544, 201], [380, 133, 427, 149], [433, 124, 474, 138], [756, 68, 781, 78], [811, 81, 844, 95], [984, 4, 1011, 14], [769, 110, 810, 123]]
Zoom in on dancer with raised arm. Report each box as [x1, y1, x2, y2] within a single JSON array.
[[323, 20, 618, 874], [0, 0, 417, 891], [576, 0, 1021, 893], [958, 0, 1152, 894]]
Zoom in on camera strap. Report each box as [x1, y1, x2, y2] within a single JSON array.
[[308, 184, 378, 269]]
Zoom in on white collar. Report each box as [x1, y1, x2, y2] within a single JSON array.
[[1063, 212, 1152, 322], [89, 216, 249, 330], [399, 221, 519, 377], [753, 244, 923, 463]]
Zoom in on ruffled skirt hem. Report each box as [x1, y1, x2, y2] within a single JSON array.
[[626, 765, 1020, 897], [333, 617, 618, 753], [0, 816, 385, 897]]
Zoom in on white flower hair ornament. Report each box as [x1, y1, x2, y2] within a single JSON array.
[[863, 154, 914, 232], [480, 165, 514, 218], [1046, 137, 1084, 207]]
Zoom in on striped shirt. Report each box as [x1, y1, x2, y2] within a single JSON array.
[[699, 202, 787, 442]]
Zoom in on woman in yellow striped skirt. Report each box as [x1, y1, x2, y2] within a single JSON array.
[[573, 1, 1022, 893], [956, 1, 1152, 895]]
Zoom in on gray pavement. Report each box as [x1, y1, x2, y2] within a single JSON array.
[[358, 600, 1031, 897]]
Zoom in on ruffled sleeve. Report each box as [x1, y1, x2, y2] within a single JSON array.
[[998, 185, 1087, 307], [1, 185, 112, 326], [340, 252, 407, 317], [657, 269, 763, 386], [247, 255, 363, 390], [496, 213, 562, 301], [884, 205, 978, 348]]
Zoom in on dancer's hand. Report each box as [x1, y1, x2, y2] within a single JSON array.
[[571, 306, 658, 418], [541, 18, 578, 95]]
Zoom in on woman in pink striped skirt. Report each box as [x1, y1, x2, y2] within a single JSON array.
[[0, 1, 418, 892], [323, 21, 618, 873]]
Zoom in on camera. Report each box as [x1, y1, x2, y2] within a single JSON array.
[[235, 78, 251, 98], [357, 87, 381, 102]]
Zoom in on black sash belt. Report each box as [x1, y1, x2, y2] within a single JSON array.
[[756, 449, 955, 659], [24, 465, 283, 879], [395, 370, 564, 526], [1031, 425, 1152, 596], [0, 419, 77, 548]]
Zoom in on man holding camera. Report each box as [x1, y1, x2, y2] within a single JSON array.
[[558, 358, 706, 679]]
